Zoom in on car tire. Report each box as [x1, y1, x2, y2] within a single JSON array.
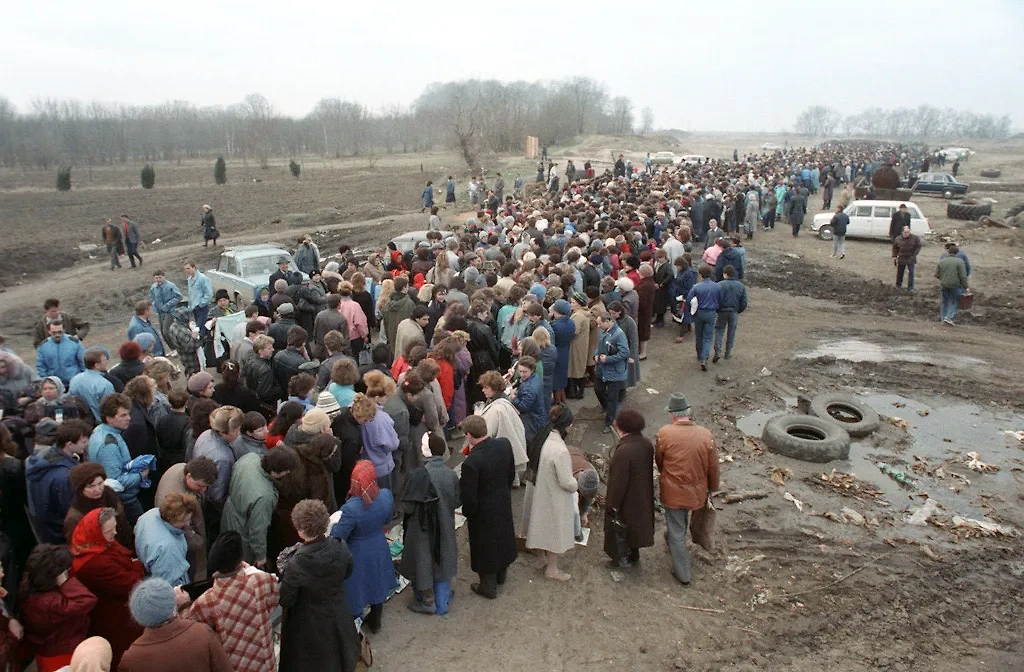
[[808, 393, 880, 438], [947, 200, 993, 221], [943, 190, 954, 199], [817, 225, 834, 241], [980, 169, 1001, 179], [761, 414, 851, 463]]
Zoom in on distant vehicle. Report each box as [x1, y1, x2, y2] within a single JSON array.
[[680, 155, 707, 166], [811, 200, 930, 241], [910, 172, 969, 199], [389, 230, 455, 254], [206, 244, 305, 305], [761, 143, 782, 150], [649, 151, 682, 166], [936, 147, 974, 161]]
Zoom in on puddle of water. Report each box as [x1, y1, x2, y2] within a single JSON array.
[[797, 339, 985, 369], [735, 392, 1024, 521]]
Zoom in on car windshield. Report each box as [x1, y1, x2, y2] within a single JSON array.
[[240, 255, 288, 278]]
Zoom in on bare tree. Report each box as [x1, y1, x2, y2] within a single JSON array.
[[610, 97, 633, 135], [639, 107, 654, 135]]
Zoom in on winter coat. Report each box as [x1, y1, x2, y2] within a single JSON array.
[[713, 247, 745, 282], [655, 420, 720, 511], [617, 316, 640, 387], [479, 395, 528, 467], [523, 432, 578, 555], [595, 323, 629, 383], [109, 358, 145, 386], [90, 423, 142, 504], [331, 491, 399, 617], [192, 429, 236, 507], [19, 577, 97, 658], [149, 280, 183, 316], [221, 453, 278, 564], [394, 319, 425, 367], [124, 400, 157, 459], [134, 507, 190, 586], [936, 255, 969, 289], [201, 210, 219, 240], [635, 277, 656, 342], [604, 432, 655, 550], [294, 244, 320, 276], [187, 271, 213, 310], [154, 463, 207, 581], [550, 315, 575, 390], [268, 317, 298, 352], [466, 317, 499, 381], [243, 355, 281, 405], [36, 337, 85, 386], [120, 617, 232, 672], [460, 437, 517, 574], [381, 293, 415, 348], [154, 410, 190, 469], [273, 346, 313, 395], [25, 446, 78, 544], [312, 310, 348, 360], [64, 489, 134, 551], [73, 543, 145, 669], [892, 234, 922, 265], [399, 457, 460, 592], [511, 373, 545, 441], [278, 538, 360, 672], [127, 315, 165, 357], [568, 309, 591, 379], [830, 211, 850, 236], [0, 352, 39, 414]]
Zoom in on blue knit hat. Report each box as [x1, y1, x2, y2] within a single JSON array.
[[589, 253, 603, 265], [528, 284, 547, 301], [129, 578, 177, 627], [553, 299, 571, 316], [133, 332, 156, 352]]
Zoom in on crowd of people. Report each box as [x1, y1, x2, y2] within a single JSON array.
[[0, 139, 966, 671]]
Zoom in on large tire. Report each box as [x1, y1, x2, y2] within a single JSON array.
[[817, 225, 834, 241], [980, 169, 1001, 179], [1005, 202, 1024, 218], [947, 201, 993, 221], [762, 414, 851, 463], [808, 393, 880, 438]]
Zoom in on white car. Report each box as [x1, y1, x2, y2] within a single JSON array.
[[811, 200, 930, 241], [650, 151, 681, 166], [680, 155, 706, 166], [761, 143, 782, 150]]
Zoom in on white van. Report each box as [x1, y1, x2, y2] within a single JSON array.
[[810, 200, 930, 241]]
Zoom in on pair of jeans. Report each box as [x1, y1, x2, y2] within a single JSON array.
[[193, 305, 210, 339], [665, 508, 692, 584], [107, 243, 121, 269], [713, 309, 738, 358], [594, 378, 624, 428], [476, 566, 508, 598], [692, 309, 717, 362], [941, 287, 963, 320], [896, 263, 915, 290], [832, 234, 846, 257]]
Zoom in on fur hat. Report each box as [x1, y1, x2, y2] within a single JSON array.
[[129, 578, 177, 627], [69, 462, 107, 494]]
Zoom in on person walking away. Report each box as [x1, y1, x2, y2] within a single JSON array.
[[401, 434, 460, 615], [789, 188, 807, 237], [201, 205, 219, 247], [459, 416, 517, 599], [185, 261, 213, 339], [888, 203, 911, 242], [655, 393, 719, 586], [936, 244, 969, 325], [120, 214, 143, 268], [421, 181, 434, 212], [493, 172, 505, 202], [892, 225, 921, 292], [604, 409, 655, 568], [829, 204, 849, 259], [822, 174, 835, 210], [102, 218, 123, 270], [685, 265, 721, 371], [593, 314, 629, 433], [712, 265, 747, 363]]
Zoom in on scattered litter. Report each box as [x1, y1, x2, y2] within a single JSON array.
[[151, 238, 162, 244], [743, 436, 764, 454], [726, 554, 765, 575], [965, 451, 1000, 473], [951, 516, 1016, 538], [750, 590, 770, 610], [645, 387, 659, 395], [920, 545, 941, 561], [758, 367, 772, 377], [783, 492, 805, 512], [719, 490, 770, 504], [814, 469, 884, 498], [885, 416, 910, 431], [77, 243, 99, 252], [1003, 430, 1024, 443], [917, 409, 930, 417], [784, 253, 800, 259], [610, 571, 625, 583], [841, 507, 866, 526], [719, 454, 734, 464], [891, 401, 907, 408], [769, 466, 792, 486], [877, 462, 917, 489], [907, 498, 940, 526]]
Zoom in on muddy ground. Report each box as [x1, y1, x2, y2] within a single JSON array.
[[1, 138, 1023, 671]]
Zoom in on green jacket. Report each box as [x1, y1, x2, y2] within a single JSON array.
[[221, 452, 278, 563], [935, 255, 968, 290]]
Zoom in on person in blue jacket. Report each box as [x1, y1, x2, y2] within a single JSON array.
[[185, 260, 213, 339], [549, 300, 575, 404], [25, 419, 90, 543], [90, 393, 148, 524], [593, 313, 629, 433], [149, 270, 183, 346], [510, 356, 546, 444], [35, 321, 85, 386], [134, 491, 197, 586], [421, 181, 434, 212], [331, 460, 398, 634], [127, 300, 166, 357]]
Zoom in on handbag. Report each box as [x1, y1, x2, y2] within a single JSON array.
[[604, 512, 631, 563], [689, 496, 717, 552], [355, 631, 374, 670]]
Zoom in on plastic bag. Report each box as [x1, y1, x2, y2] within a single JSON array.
[[689, 497, 717, 552]]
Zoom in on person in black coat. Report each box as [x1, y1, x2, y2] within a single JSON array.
[[330, 408, 363, 503], [465, 309, 498, 408], [458, 416, 516, 599], [279, 500, 360, 672]]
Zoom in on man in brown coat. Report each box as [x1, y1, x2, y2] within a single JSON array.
[[32, 298, 91, 348], [891, 224, 921, 292], [655, 393, 719, 585], [604, 409, 655, 568]]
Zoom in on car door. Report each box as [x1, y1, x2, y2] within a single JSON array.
[[871, 206, 894, 238], [848, 204, 874, 237]]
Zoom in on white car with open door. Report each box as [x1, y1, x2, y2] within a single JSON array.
[[811, 200, 930, 241]]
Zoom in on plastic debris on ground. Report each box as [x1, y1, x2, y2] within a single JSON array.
[[877, 462, 917, 489], [907, 498, 941, 526], [1003, 430, 1024, 443], [951, 516, 1016, 538], [965, 451, 1000, 473], [726, 554, 765, 575], [885, 416, 910, 430], [783, 492, 805, 512]]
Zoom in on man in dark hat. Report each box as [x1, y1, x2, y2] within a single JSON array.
[[268, 257, 291, 292], [655, 393, 719, 586]]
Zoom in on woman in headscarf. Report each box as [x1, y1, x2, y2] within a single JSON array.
[[19, 543, 98, 672], [614, 277, 639, 324], [0, 349, 38, 417], [24, 376, 92, 428], [64, 462, 134, 551], [634, 264, 656, 360], [254, 287, 273, 320], [68, 636, 113, 672], [744, 191, 759, 239], [279, 500, 360, 672], [607, 301, 639, 390], [70, 508, 145, 670], [330, 460, 398, 634], [476, 370, 528, 485]]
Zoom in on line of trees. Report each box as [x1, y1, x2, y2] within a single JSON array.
[[0, 77, 653, 172], [794, 104, 1013, 140]]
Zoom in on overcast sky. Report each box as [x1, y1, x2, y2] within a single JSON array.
[[4, 0, 1023, 132]]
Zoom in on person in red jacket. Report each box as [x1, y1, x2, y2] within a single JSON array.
[[70, 507, 145, 671], [19, 544, 98, 672]]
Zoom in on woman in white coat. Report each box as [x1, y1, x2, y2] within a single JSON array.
[[522, 413, 578, 582], [476, 371, 528, 486]]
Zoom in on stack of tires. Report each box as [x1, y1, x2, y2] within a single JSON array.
[[761, 393, 879, 463], [947, 199, 993, 221]]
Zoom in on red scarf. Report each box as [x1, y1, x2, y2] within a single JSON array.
[[348, 459, 379, 509], [71, 509, 115, 573]]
